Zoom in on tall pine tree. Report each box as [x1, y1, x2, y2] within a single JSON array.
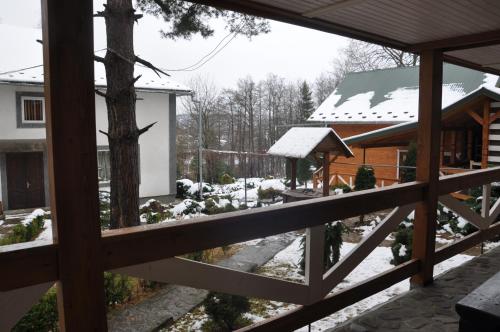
[[297, 81, 315, 187]]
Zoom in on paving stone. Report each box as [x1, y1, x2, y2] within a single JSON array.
[[330, 245, 500, 332]]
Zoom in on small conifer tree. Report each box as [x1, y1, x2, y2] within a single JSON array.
[[203, 292, 250, 331], [400, 141, 417, 183], [354, 166, 376, 224]]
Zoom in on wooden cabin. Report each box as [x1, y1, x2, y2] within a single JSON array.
[[308, 65, 500, 187]]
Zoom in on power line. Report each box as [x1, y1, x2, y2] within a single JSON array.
[[0, 64, 43, 76]]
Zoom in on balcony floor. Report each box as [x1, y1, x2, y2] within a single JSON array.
[[331, 245, 500, 332]]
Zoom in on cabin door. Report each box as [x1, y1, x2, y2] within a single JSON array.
[[6, 152, 45, 210]]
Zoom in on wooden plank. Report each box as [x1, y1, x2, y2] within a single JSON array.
[[322, 204, 415, 296], [113, 257, 309, 305], [305, 225, 325, 304], [483, 101, 491, 169], [237, 259, 420, 332], [490, 123, 500, 130], [489, 145, 500, 152], [435, 222, 500, 264], [488, 156, 500, 162], [489, 111, 500, 124], [482, 184, 491, 219], [489, 135, 500, 141], [467, 110, 483, 126], [438, 167, 500, 195], [101, 182, 425, 270], [0, 282, 54, 331], [0, 244, 58, 292], [302, 0, 366, 18], [489, 197, 500, 223], [411, 49, 442, 286], [410, 29, 500, 52], [41, 0, 107, 330]]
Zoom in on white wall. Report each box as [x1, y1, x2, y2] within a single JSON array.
[[0, 83, 174, 200]]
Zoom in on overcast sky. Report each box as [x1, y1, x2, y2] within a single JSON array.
[[0, 0, 348, 89]]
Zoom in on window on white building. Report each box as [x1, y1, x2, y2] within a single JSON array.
[[21, 96, 45, 123]]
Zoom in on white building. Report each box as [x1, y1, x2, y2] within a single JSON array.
[[0, 24, 191, 210]]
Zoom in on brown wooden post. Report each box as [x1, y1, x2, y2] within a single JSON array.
[[467, 129, 473, 162], [411, 49, 443, 287], [450, 130, 457, 164], [482, 101, 491, 169], [440, 131, 445, 167], [42, 0, 107, 330], [323, 152, 330, 196], [290, 158, 297, 190]]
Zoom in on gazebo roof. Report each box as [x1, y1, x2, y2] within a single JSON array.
[[267, 127, 354, 159]]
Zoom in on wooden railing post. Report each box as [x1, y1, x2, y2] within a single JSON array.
[[411, 49, 443, 287], [305, 225, 325, 304], [42, 0, 107, 330], [482, 100, 491, 169]]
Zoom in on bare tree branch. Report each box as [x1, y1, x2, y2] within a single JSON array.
[[99, 130, 109, 137], [135, 55, 170, 77], [94, 55, 106, 64], [130, 75, 142, 87], [95, 89, 107, 98], [138, 122, 158, 136]]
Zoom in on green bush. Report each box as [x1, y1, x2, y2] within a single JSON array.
[[331, 183, 352, 193], [104, 272, 133, 308], [300, 222, 347, 273], [202, 292, 251, 331], [257, 187, 282, 201], [140, 200, 173, 224], [354, 166, 376, 191], [391, 224, 413, 265], [400, 142, 417, 183], [219, 173, 235, 185], [176, 181, 191, 199], [12, 288, 58, 332], [0, 214, 46, 245]]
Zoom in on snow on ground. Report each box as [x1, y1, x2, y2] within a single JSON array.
[[257, 236, 474, 331]]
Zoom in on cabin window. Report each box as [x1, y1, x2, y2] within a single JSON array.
[[21, 97, 45, 123], [97, 146, 141, 186], [97, 148, 111, 185], [16, 92, 46, 128], [396, 149, 408, 180]]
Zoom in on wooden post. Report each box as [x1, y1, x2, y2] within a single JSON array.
[[450, 130, 456, 164], [440, 131, 444, 167], [410, 50, 442, 287], [323, 152, 330, 196], [290, 158, 297, 190], [42, 0, 107, 330], [482, 101, 491, 169], [467, 129, 473, 162]]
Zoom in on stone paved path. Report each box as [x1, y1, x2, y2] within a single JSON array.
[[107, 232, 298, 332], [330, 245, 500, 332]]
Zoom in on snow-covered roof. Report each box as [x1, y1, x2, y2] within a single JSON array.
[[267, 127, 354, 159], [0, 24, 191, 94], [308, 64, 500, 124], [344, 86, 500, 147]]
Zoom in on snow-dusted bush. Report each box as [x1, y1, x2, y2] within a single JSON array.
[[177, 179, 194, 199], [0, 210, 46, 245], [391, 223, 413, 265], [203, 292, 251, 331], [139, 199, 173, 224], [219, 173, 235, 185]]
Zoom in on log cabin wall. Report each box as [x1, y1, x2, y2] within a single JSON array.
[[330, 123, 404, 185]]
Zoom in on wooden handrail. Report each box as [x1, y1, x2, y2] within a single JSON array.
[[2, 167, 500, 330]]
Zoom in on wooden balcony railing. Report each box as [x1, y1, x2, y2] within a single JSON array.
[[2, 167, 500, 331]]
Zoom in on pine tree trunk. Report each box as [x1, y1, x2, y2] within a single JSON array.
[[104, 0, 140, 228]]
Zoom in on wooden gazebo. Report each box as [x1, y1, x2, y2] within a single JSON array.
[[268, 127, 354, 197]]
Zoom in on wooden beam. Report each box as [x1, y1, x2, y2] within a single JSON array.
[[489, 110, 500, 124], [439, 167, 500, 194], [410, 29, 500, 52], [290, 158, 297, 190], [101, 182, 425, 270], [302, 0, 366, 18], [41, 0, 107, 330], [323, 152, 330, 196], [482, 101, 491, 169], [0, 244, 58, 292], [238, 259, 420, 332], [467, 129, 473, 161], [450, 130, 457, 164], [467, 110, 483, 126], [411, 50, 442, 286]]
